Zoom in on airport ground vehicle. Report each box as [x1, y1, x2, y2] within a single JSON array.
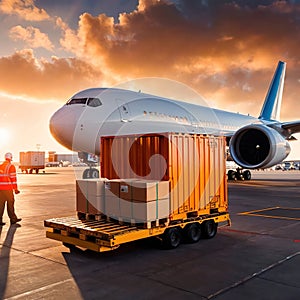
[[275, 161, 300, 171], [45, 213, 230, 252], [19, 151, 45, 174], [44, 133, 231, 252]]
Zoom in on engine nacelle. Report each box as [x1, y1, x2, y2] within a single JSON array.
[[229, 124, 291, 169]]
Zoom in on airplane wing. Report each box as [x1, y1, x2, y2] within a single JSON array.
[[281, 121, 300, 135]]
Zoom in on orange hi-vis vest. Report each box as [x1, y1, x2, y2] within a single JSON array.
[[0, 161, 18, 190]]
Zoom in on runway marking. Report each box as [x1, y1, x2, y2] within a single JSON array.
[[238, 206, 300, 221], [208, 251, 300, 299], [220, 228, 267, 236], [4, 278, 75, 300]]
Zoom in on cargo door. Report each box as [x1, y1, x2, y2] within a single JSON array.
[[208, 137, 225, 210], [116, 99, 131, 122], [208, 137, 218, 208]]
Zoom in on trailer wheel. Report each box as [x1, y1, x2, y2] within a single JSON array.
[[162, 227, 182, 249], [184, 223, 202, 243], [202, 220, 218, 239]]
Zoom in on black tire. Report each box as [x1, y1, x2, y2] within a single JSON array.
[[227, 170, 236, 181], [162, 227, 182, 249], [82, 168, 99, 179], [82, 169, 89, 179], [202, 220, 218, 239], [243, 170, 251, 180], [236, 170, 244, 181], [90, 168, 99, 178], [184, 223, 202, 243]]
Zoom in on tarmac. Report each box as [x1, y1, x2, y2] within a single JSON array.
[[0, 168, 299, 300]]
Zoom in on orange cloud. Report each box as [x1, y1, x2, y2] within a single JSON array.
[[0, 49, 103, 101], [55, 0, 300, 119], [56, 18, 81, 56], [58, 1, 299, 76], [0, 0, 50, 21], [9, 25, 54, 51], [2, 0, 300, 121]]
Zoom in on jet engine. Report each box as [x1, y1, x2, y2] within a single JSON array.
[[229, 124, 291, 169]]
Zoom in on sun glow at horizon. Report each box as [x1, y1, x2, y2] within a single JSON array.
[[0, 128, 11, 149]]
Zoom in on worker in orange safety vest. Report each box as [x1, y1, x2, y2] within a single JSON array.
[[0, 152, 21, 226]]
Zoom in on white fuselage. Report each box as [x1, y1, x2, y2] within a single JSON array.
[[50, 88, 259, 155]]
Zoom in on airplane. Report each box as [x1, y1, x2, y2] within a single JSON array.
[[49, 61, 300, 180]]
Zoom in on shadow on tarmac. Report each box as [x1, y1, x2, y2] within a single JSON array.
[[60, 238, 167, 299], [0, 225, 20, 299]]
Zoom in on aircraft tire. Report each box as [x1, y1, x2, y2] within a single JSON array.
[[90, 168, 99, 178], [243, 170, 251, 180], [82, 168, 99, 179], [228, 170, 236, 180]]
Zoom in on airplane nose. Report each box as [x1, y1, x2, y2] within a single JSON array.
[[49, 106, 82, 150]]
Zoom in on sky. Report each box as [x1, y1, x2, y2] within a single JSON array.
[[0, 0, 300, 161]]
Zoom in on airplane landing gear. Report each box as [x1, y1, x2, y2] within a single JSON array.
[[227, 168, 251, 181], [78, 152, 100, 179], [82, 167, 99, 179]]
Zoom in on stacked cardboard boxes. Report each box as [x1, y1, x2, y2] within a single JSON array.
[[76, 178, 170, 224], [105, 180, 170, 223]]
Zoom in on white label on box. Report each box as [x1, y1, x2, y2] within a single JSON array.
[[120, 185, 128, 193]]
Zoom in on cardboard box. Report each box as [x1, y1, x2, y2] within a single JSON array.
[[104, 180, 121, 218], [76, 179, 106, 214], [105, 179, 120, 197], [76, 179, 106, 197], [133, 180, 169, 202], [105, 196, 120, 219], [117, 180, 169, 202], [120, 198, 170, 223], [119, 179, 139, 200]]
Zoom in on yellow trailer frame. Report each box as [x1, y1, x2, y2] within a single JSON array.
[[45, 213, 231, 252]]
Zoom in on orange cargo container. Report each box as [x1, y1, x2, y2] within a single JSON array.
[[101, 133, 227, 221]]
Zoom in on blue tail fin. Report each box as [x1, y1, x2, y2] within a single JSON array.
[[259, 61, 286, 121]]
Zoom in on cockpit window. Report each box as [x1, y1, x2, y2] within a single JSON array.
[[66, 98, 87, 105], [66, 97, 102, 107], [87, 98, 102, 107]]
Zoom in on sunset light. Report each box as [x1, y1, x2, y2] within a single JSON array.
[[1, 2, 300, 298], [0, 0, 299, 158], [0, 128, 10, 148]]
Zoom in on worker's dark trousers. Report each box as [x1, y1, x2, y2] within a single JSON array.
[[0, 190, 18, 223]]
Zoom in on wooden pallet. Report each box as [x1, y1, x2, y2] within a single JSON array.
[[44, 217, 138, 241], [76, 211, 170, 229]]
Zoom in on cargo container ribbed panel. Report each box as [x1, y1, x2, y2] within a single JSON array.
[[101, 133, 227, 219]]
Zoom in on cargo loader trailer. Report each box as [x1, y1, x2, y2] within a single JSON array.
[[45, 133, 231, 252], [44, 213, 230, 252]]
